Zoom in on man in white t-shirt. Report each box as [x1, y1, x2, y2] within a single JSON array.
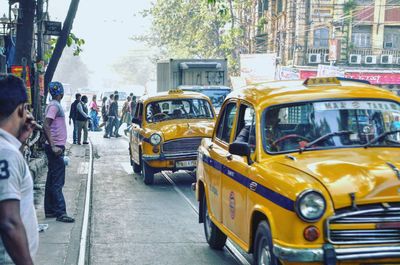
[[0, 74, 39, 264]]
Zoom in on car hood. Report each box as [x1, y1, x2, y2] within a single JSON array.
[[277, 148, 400, 209], [146, 119, 214, 141]]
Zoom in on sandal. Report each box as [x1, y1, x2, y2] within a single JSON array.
[[56, 214, 75, 223]]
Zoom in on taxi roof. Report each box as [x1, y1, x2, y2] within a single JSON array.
[[227, 79, 400, 108], [139, 90, 211, 104]]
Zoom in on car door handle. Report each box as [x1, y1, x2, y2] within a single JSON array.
[[207, 144, 213, 150], [226, 154, 233, 161]]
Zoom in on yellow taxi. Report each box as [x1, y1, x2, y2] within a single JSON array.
[[129, 89, 216, 185], [195, 77, 400, 265]]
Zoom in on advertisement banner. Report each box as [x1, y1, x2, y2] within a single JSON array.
[[279, 67, 300, 80], [11, 65, 32, 104], [240, 53, 277, 83], [300, 69, 400, 85], [328, 39, 338, 61], [317, 64, 345, 78]]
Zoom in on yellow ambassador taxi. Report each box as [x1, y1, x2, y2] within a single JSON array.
[[195, 77, 400, 265], [129, 89, 216, 185]]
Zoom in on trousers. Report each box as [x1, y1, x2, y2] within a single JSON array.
[[44, 145, 66, 217], [77, 120, 88, 143]]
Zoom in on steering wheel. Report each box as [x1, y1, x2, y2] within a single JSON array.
[[272, 134, 311, 148], [151, 112, 169, 121]]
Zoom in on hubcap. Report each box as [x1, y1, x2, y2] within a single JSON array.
[[259, 239, 271, 265]]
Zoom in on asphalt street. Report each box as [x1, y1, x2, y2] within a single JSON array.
[[89, 132, 240, 265]]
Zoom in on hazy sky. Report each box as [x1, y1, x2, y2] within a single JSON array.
[[1, 0, 154, 90], [50, 0, 153, 90]]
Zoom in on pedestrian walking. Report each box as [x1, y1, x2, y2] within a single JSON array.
[[0, 74, 39, 265], [76, 95, 90, 145], [100, 96, 107, 129], [120, 95, 132, 128], [109, 94, 121, 137], [43, 81, 75, 223], [69, 93, 81, 144], [89, 95, 100, 131]]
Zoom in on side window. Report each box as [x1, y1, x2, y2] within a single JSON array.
[[234, 104, 256, 150], [136, 103, 143, 119], [216, 102, 237, 143]]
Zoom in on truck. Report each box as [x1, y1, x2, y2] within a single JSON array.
[[156, 59, 228, 92]]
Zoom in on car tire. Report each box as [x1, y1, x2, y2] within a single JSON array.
[[254, 221, 278, 265], [202, 194, 227, 250], [142, 161, 155, 185]]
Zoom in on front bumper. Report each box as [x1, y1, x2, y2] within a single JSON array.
[[142, 152, 198, 162], [274, 243, 400, 264]]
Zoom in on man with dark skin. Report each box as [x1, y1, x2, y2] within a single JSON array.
[[43, 82, 74, 223], [0, 74, 38, 264]]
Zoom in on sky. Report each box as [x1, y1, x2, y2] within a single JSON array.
[[49, 0, 153, 91], [1, 0, 154, 91]]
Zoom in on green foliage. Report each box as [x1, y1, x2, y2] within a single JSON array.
[[344, 0, 357, 15], [136, 0, 253, 75], [44, 32, 85, 61]]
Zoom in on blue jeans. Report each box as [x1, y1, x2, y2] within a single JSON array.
[[89, 110, 99, 131], [44, 145, 66, 217]]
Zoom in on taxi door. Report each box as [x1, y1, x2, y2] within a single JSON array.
[[131, 102, 144, 165], [221, 102, 255, 242], [206, 101, 238, 223]]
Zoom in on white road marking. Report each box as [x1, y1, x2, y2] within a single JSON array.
[[161, 171, 251, 265]]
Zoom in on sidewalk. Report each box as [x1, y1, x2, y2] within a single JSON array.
[[33, 142, 90, 265]]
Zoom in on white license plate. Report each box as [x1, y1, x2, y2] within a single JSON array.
[[176, 160, 197, 168]]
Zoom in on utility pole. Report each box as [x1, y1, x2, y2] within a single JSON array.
[[34, 0, 44, 120]]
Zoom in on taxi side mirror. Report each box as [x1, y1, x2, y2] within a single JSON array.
[[131, 117, 142, 127], [229, 142, 253, 165]]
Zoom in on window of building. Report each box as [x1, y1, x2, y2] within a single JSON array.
[[355, 0, 374, 5], [352, 26, 372, 48], [313, 28, 329, 48], [384, 26, 400, 49], [277, 0, 283, 13]]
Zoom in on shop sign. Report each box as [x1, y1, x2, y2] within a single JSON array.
[[11, 65, 31, 104], [44, 21, 62, 36], [300, 70, 400, 85]]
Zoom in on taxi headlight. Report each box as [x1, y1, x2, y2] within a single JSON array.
[[295, 190, 326, 222], [149, 133, 162, 146]]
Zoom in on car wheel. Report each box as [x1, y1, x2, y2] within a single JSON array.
[[142, 161, 155, 185], [254, 221, 278, 265], [202, 194, 227, 250]]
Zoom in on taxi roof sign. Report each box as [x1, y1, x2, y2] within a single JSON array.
[[303, 77, 341, 86], [168, 88, 184, 94]]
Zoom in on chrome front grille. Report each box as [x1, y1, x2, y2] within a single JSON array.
[[326, 204, 400, 245], [162, 138, 202, 154]]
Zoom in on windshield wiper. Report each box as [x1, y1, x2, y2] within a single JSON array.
[[299, 130, 354, 153], [363, 130, 400, 148]]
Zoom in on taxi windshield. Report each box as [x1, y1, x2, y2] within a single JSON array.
[[145, 98, 214, 122], [263, 100, 400, 153]]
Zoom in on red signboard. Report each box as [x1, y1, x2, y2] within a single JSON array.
[[11, 66, 32, 104], [300, 70, 400, 85]]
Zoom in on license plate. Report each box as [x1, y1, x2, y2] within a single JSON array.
[[176, 160, 197, 168]]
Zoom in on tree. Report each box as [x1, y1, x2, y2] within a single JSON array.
[[136, 0, 259, 75], [44, 0, 81, 97], [14, 0, 35, 66]]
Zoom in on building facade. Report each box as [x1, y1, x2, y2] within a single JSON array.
[[257, 0, 400, 93]]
